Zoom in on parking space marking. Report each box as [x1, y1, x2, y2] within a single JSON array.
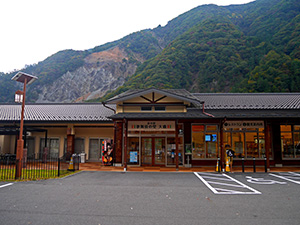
[[0, 183, 13, 189], [289, 172, 300, 176], [270, 172, 300, 185], [246, 176, 286, 185], [194, 172, 261, 195]]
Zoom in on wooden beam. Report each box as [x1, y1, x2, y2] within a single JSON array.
[[140, 95, 152, 103], [154, 95, 167, 103]]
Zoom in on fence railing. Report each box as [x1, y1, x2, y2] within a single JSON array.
[[0, 154, 80, 181]]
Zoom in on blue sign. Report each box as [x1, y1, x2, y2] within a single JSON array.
[[130, 151, 138, 163]]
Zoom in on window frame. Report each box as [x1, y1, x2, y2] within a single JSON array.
[[141, 106, 152, 111], [281, 125, 300, 159], [191, 124, 219, 160]]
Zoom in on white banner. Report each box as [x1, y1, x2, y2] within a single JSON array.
[[128, 121, 175, 131], [224, 121, 264, 129]]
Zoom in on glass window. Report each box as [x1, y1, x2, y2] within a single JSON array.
[[281, 131, 293, 158], [192, 132, 205, 159], [294, 125, 300, 131], [141, 106, 152, 111], [75, 138, 84, 154], [258, 133, 265, 158], [294, 132, 300, 158], [192, 125, 204, 132], [40, 138, 59, 159], [127, 137, 139, 165], [206, 125, 218, 131], [89, 139, 101, 161], [245, 132, 258, 158], [192, 125, 219, 159], [224, 127, 272, 159], [223, 132, 232, 151], [206, 133, 218, 158], [281, 125, 298, 159], [26, 137, 35, 158], [232, 132, 245, 158], [281, 125, 292, 132], [154, 106, 165, 111]]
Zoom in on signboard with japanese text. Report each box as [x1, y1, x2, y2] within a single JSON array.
[[128, 121, 175, 131], [223, 121, 264, 129]]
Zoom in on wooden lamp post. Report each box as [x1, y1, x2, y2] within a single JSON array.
[[11, 72, 38, 179]]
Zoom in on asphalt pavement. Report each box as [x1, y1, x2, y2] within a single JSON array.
[[0, 171, 299, 225]]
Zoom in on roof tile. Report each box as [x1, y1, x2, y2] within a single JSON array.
[[0, 104, 115, 122], [194, 93, 300, 110]]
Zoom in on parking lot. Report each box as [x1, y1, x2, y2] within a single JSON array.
[[0, 171, 299, 225]]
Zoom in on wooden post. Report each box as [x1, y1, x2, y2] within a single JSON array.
[[123, 119, 128, 171], [175, 120, 179, 170], [15, 78, 27, 179], [113, 121, 117, 165], [265, 122, 270, 171], [220, 119, 224, 172]]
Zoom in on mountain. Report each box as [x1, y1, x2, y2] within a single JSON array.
[[0, 0, 299, 103]]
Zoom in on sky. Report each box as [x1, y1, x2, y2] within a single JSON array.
[[0, 0, 254, 73]]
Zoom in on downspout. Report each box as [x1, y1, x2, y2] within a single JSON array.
[[202, 102, 215, 118], [102, 102, 116, 114]]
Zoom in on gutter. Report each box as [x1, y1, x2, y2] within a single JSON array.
[[202, 102, 215, 117]]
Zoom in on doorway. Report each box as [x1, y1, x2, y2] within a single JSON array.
[[89, 138, 100, 161], [141, 137, 165, 166]]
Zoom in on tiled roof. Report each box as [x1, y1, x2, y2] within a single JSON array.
[[0, 104, 115, 122], [204, 109, 300, 119], [2, 92, 300, 123], [110, 109, 300, 120], [194, 93, 300, 110]]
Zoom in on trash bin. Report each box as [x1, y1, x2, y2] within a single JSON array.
[[80, 153, 86, 163]]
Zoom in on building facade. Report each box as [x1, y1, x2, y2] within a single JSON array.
[[104, 88, 300, 170], [1, 88, 300, 169], [0, 104, 114, 161]]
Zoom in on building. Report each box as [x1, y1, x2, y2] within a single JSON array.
[[0, 104, 114, 161], [1, 88, 300, 169]]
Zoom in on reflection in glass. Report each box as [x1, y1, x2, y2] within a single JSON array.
[[167, 137, 183, 165], [155, 138, 165, 165], [142, 138, 152, 165]]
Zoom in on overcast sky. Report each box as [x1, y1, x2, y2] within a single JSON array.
[[0, 0, 254, 73]]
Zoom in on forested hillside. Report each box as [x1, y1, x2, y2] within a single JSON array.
[[0, 0, 299, 103], [103, 0, 300, 101]]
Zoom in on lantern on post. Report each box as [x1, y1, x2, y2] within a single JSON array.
[[11, 72, 38, 179], [15, 90, 24, 103]]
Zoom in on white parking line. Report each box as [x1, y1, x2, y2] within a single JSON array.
[[270, 172, 300, 185], [246, 176, 287, 185], [194, 172, 219, 194], [194, 172, 261, 195], [289, 172, 300, 177], [0, 183, 13, 189], [222, 174, 262, 194]]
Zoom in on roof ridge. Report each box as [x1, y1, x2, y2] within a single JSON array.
[[193, 93, 300, 95], [1, 103, 104, 106]]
